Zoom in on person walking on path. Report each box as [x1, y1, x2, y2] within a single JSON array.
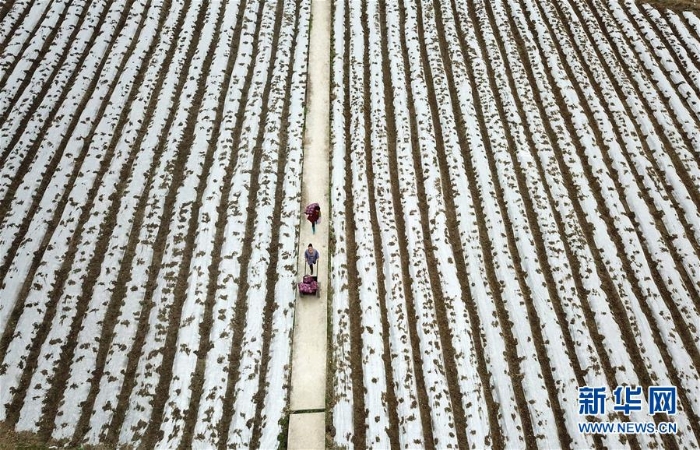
[[305, 203, 321, 234], [305, 243, 320, 275]]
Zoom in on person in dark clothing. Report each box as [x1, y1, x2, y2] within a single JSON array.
[[305, 243, 319, 275]]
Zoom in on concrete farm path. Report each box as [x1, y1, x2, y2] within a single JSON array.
[[287, 0, 330, 448]]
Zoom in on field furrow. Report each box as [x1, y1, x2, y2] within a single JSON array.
[[472, 0, 616, 446], [0, 0, 33, 45], [4, 0, 700, 447], [82, 0, 212, 443], [248, 3, 310, 447], [160, 0, 255, 447], [552, 0, 699, 289], [1, 0, 154, 428], [620, 0, 700, 123], [112, 2, 230, 445], [0, 0, 311, 447], [203, 2, 287, 448], [331, 0, 700, 447], [0, 0, 126, 281], [544, 0, 700, 362], [512, 2, 674, 448], [14, 0, 168, 437], [329, 0, 356, 444], [0, 0, 85, 122], [395, 0, 470, 446], [523, 0, 699, 444], [219, 0, 296, 447], [50, 0, 187, 441], [495, 3, 632, 449], [137, 0, 247, 447], [666, 9, 700, 68], [601, 0, 700, 160], [184, 0, 267, 446], [373, 0, 432, 447], [340, 2, 393, 447], [362, 1, 402, 446], [0, 0, 59, 84], [0, 0, 148, 424], [641, 5, 700, 98], [0, 0, 114, 200], [538, 0, 700, 438], [0, 0, 102, 166]]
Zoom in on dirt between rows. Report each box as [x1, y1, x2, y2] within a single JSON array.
[[641, 0, 700, 12], [329, 0, 700, 447], [0, 421, 111, 450], [0, 421, 45, 449], [0, 0, 302, 445]]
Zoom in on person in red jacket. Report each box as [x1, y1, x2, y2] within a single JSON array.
[[306, 204, 321, 234]]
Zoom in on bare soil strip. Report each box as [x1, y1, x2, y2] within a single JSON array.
[[443, 1, 541, 447], [0, 0, 138, 399], [214, 1, 287, 447], [593, 0, 700, 206], [32, 0, 173, 440], [549, 0, 700, 366], [376, 1, 436, 447], [639, 5, 700, 101], [555, 0, 700, 381], [556, 0, 700, 338], [327, 4, 337, 443], [0, 0, 97, 169], [543, 4, 700, 444], [339, 0, 367, 446], [498, 2, 644, 447], [512, 2, 669, 447], [425, 0, 506, 445], [0, 0, 56, 69], [407, 0, 502, 447], [0, 0, 121, 279], [248, 5, 303, 446], [642, 0, 700, 11], [470, 0, 597, 447], [100, 1, 213, 444], [135, 1, 235, 446], [596, 0, 700, 163], [67, 1, 199, 444], [0, 0, 22, 26], [396, 0, 462, 446], [565, 0, 700, 281], [172, 1, 249, 448], [530, 0, 698, 444], [358, 2, 400, 448], [2, 0, 154, 427], [653, 9, 700, 87], [0, 0, 80, 125], [462, 0, 571, 445]]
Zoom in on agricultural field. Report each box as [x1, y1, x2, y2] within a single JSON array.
[[329, 0, 700, 448], [0, 0, 310, 447], [3, 0, 700, 448]]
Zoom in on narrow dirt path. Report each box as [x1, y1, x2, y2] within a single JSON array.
[[287, 0, 329, 448]]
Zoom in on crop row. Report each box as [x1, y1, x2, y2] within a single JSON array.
[[0, 0, 310, 447], [329, 0, 700, 448]]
